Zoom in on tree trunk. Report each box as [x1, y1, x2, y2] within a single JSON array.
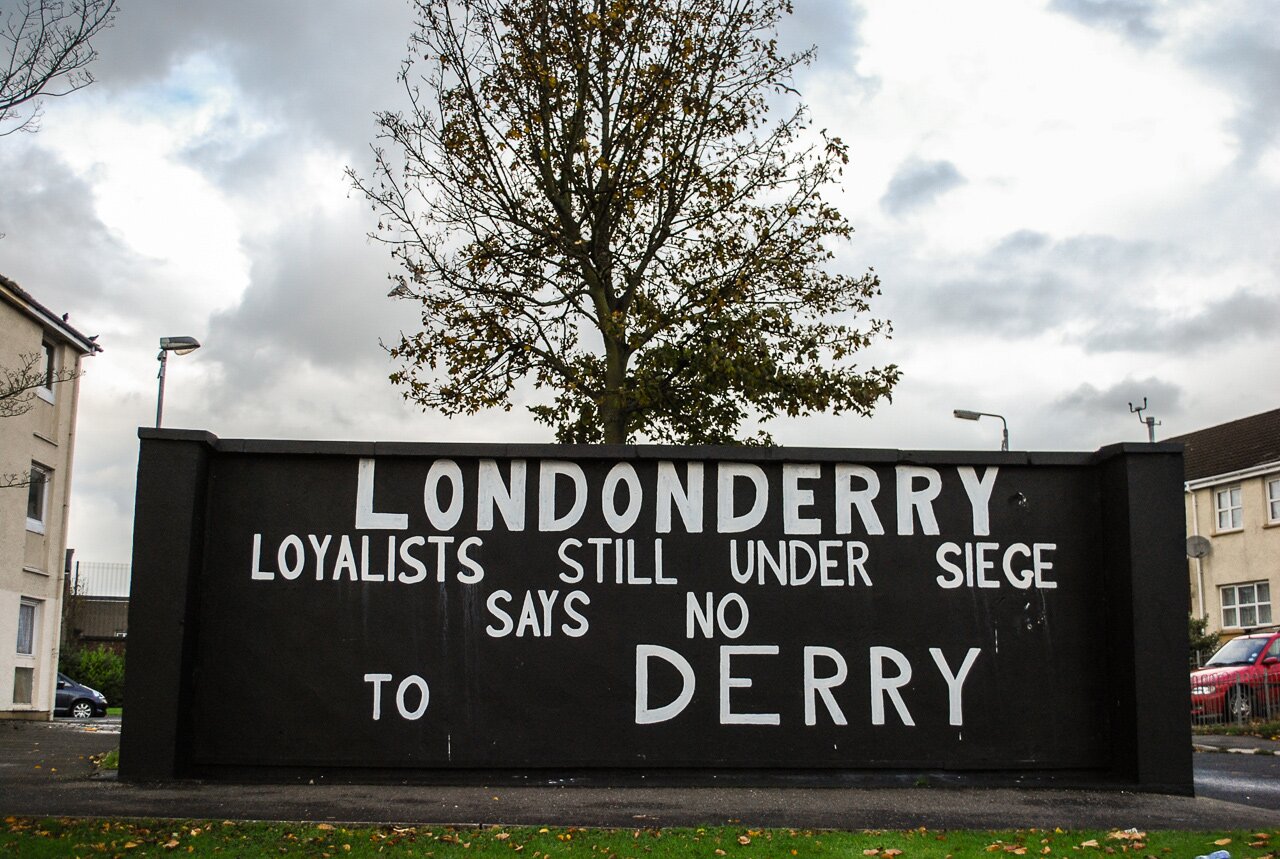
[[601, 338, 628, 444]]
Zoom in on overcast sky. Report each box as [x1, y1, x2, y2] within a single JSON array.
[[2, 0, 1277, 563]]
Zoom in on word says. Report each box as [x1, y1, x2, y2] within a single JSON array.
[[249, 533, 484, 583], [356, 458, 1001, 536], [635, 644, 982, 727], [935, 542, 1057, 590], [485, 589, 591, 638]]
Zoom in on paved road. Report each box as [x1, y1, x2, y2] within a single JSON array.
[[3, 719, 1279, 829], [1195, 752, 1280, 811]]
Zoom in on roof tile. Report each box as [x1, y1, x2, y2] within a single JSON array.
[[1166, 408, 1280, 482]]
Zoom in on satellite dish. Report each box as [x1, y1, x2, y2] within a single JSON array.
[[1186, 535, 1211, 559]]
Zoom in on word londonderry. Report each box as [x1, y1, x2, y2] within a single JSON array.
[[350, 458, 1005, 536]]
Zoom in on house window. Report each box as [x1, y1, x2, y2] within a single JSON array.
[[36, 340, 56, 404], [13, 600, 38, 706], [1268, 477, 1280, 524], [26, 463, 50, 534], [12, 668, 33, 705], [1216, 485, 1243, 531], [16, 600, 37, 655], [1221, 581, 1273, 629]]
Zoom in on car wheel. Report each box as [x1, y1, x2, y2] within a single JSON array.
[[1227, 686, 1253, 723], [70, 700, 94, 719]]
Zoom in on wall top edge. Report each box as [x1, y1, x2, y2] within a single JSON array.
[[137, 427, 1183, 466]]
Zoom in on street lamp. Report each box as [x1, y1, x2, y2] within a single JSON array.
[[156, 336, 201, 428], [953, 408, 1009, 452]]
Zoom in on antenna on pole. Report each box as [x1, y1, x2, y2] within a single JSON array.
[[1128, 398, 1161, 442]]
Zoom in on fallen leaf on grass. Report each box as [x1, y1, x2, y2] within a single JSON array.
[[164, 839, 180, 850], [884, 850, 904, 857], [495, 833, 511, 840], [1079, 840, 1099, 848], [1107, 831, 1145, 842], [1215, 839, 1232, 846]]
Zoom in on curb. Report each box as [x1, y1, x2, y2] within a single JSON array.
[[1193, 743, 1280, 755]]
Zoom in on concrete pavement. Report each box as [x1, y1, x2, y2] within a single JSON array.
[[1193, 732, 1280, 756], [3, 718, 1279, 829]]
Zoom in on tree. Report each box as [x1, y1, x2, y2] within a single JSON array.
[[1, 0, 117, 136], [1, 350, 79, 487], [1189, 614, 1220, 667], [352, 0, 899, 444]]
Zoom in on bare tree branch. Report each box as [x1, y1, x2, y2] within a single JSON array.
[[0, 0, 117, 135], [0, 350, 79, 489], [0, 350, 79, 417]]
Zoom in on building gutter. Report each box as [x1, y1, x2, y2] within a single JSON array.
[[1188, 486, 1204, 622], [1185, 461, 1280, 492]]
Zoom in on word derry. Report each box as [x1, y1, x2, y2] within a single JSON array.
[[356, 458, 1002, 536], [636, 643, 983, 727]]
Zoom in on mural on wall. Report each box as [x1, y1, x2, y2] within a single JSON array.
[[122, 433, 1190, 789]]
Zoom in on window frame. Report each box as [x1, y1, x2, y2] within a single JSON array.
[[12, 667, 34, 706], [13, 599, 39, 707], [35, 340, 56, 404], [1268, 476, 1280, 525], [1215, 484, 1244, 532], [16, 599, 37, 656], [25, 462, 50, 534], [1220, 580, 1273, 630]]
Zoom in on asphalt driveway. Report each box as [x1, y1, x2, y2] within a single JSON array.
[[3, 718, 1278, 830]]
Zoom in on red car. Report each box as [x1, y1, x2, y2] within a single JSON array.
[[1191, 631, 1280, 722]]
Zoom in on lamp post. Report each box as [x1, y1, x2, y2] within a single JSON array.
[[156, 336, 201, 428], [953, 408, 1009, 452]]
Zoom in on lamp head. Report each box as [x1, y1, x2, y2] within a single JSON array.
[[953, 409, 982, 421], [159, 336, 201, 356]]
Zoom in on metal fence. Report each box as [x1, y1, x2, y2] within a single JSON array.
[[1191, 667, 1280, 725], [71, 561, 131, 597]]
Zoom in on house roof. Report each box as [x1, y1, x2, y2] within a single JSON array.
[[0, 274, 103, 355], [1166, 408, 1280, 483]]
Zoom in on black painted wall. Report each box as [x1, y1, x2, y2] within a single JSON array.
[[120, 431, 1191, 791]]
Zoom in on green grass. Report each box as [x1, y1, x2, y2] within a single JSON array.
[[93, 748, 119, 771], [0, 820, 1275, 858], [1193, 719, 1280, 739], [106, 707, 122, 717]]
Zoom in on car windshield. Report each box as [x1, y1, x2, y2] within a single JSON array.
[[1205, 637, 1268, 667]]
